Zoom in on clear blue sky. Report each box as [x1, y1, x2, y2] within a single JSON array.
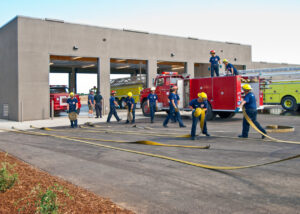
[[1, 0, 300, 92]]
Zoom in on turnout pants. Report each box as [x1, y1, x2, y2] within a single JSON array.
[[107, 107, 120, 122], [126, 105, 135, 123], [211, 64, 219, 77], [163, 108, 184, 127], [95, 103, 102, 118], [191, 111, 207, 137], [242, 109, 266, 137], [149, 103, 156, 122]]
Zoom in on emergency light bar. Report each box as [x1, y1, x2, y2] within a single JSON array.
[[162, 72, 178, 75]]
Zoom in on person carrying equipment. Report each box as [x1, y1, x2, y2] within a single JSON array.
[[94, 90, 103, 118], [107, 91, 121, 123], [223, 59, 239, 76], [209, 50, 221, 77], [163, 88, 186, 128], [125, 92, 136, 124], [147, 87, 158, 123], [189, 92, 210, 140], [88, 90, 95, 118], [235, 84, 267, 139], [67, 92, 79, 128]]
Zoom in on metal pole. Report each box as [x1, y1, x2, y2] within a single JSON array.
[[51, 100, 54, 120]]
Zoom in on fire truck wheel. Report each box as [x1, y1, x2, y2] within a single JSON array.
[[142, 102, 151, 117], [217, 112, 236, 119], [281, 96, 298, 111], [205, 103, 216, 121]]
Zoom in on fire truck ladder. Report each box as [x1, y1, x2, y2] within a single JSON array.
[[110, 75, 147, 87]]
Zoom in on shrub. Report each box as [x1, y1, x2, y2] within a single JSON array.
[[0, 154, 18, 193]]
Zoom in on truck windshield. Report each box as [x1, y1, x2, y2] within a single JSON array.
[[170, 77, 182, 85], [50, 87, 69, 93]]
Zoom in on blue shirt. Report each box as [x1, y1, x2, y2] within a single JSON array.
[[109, 96, 116, 108], [88, 94, 94, 104], [147, 93, 158, 104], [125, 97, 135, 109], [244, 92, 257, 110], [176, 94, 180, 101], [67, 98, 78, 112], [189, 98, 208, 109], [169, 93, 178, 108], [94, 94, 103, 104], [226, 63, 239, 75], [209, 56, 220, 65]]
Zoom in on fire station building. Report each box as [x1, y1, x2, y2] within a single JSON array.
[[0, 16, 298, 121]]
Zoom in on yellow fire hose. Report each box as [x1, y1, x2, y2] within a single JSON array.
[[243, 108, 300, 145], [28, 126, 208, 149], [4, 127, 299, 170]]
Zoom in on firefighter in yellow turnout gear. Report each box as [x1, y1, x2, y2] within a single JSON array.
[[189, 92, 210, 140]]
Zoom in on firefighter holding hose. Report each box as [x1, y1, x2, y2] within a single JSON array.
[[236, 84, 267, 139], [125, 92, 136, 124], [189, 92, 210, 140], [67, 92, 78, 128]]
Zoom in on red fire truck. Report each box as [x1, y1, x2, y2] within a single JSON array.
[[140, 72, 263, 120], [50, 85, 81, 115]]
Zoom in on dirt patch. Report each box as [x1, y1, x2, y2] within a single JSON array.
[[0, 151, 134, 214]]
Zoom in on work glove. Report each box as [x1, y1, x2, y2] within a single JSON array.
[[234, 107, 240, 113], [219, 65, 222, 68], [156, 106, 158, 112], [117, 105, 120, 109], [175, 108, 179, 112], [130, 109, 133, 113]]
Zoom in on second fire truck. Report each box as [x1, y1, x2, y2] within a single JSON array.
[[140, 72, 263, 120]]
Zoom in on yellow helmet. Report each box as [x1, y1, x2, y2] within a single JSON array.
[[198, 92, 208, 100], [128, 92, 133, 97], [70, 92, 74, 97], [194, 108, 202, 117], [242, 84, 252, 90], [223, 59, 228, 63]]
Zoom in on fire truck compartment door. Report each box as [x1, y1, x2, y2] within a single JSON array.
[[213, 76, 237, 110], [177, 79, 184, 109]]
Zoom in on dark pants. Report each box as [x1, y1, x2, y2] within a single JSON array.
[[191, 111, 207, 137], [126, 105, 136, 123], [242, 109, 266, 137], [70, 120, 78, 128], [149, 103, 156, 122], [107, 107, 120, 122], [211, 64, 219, 77], [95, 103, 102, 118], [163, 108, 184, 127]]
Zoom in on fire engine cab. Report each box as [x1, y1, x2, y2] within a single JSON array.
[[140, 72, 263, 120], [50, 85, 81, 115]]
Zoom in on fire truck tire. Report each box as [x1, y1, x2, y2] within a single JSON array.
[[142, 101, 151, 117], [206, 103, 216, 121], [217, 112, 236, 119], [281, 96, 298, 111]]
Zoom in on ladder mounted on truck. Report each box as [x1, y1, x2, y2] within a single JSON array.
[[110, 75, 147, 87]]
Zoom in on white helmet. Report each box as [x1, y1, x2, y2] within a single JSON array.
[[151, 87, 156, 91]]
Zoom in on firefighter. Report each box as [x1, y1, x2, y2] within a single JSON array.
[[147, 87, 158, 123], [67, 92, 78, 128], [88, 90, 95, 118], [125, 92, 136, 124], [94, 90, 103, 118], [223, 59, 239, 76], [236, 84, 266, 139], [209, 50, 221, 77], [163, 88, 186, 128], [189, 92, 210, 140], [107, 91, 121, 123]]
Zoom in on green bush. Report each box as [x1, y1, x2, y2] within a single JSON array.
[[0, 154, 18, 193]]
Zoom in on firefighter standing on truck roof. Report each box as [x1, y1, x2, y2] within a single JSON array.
[[223, 59, 239, 76], [209, 50, 221, 77], [163, 88, 186, 128], [107, 91, 122, 123], [125, 92, 136, 124], [236, 84, 267, 139], [189, 92, 210, 140], [67, 92, 78, 128], [88, 90, 95, 118], [147, 87, 158, 123]]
